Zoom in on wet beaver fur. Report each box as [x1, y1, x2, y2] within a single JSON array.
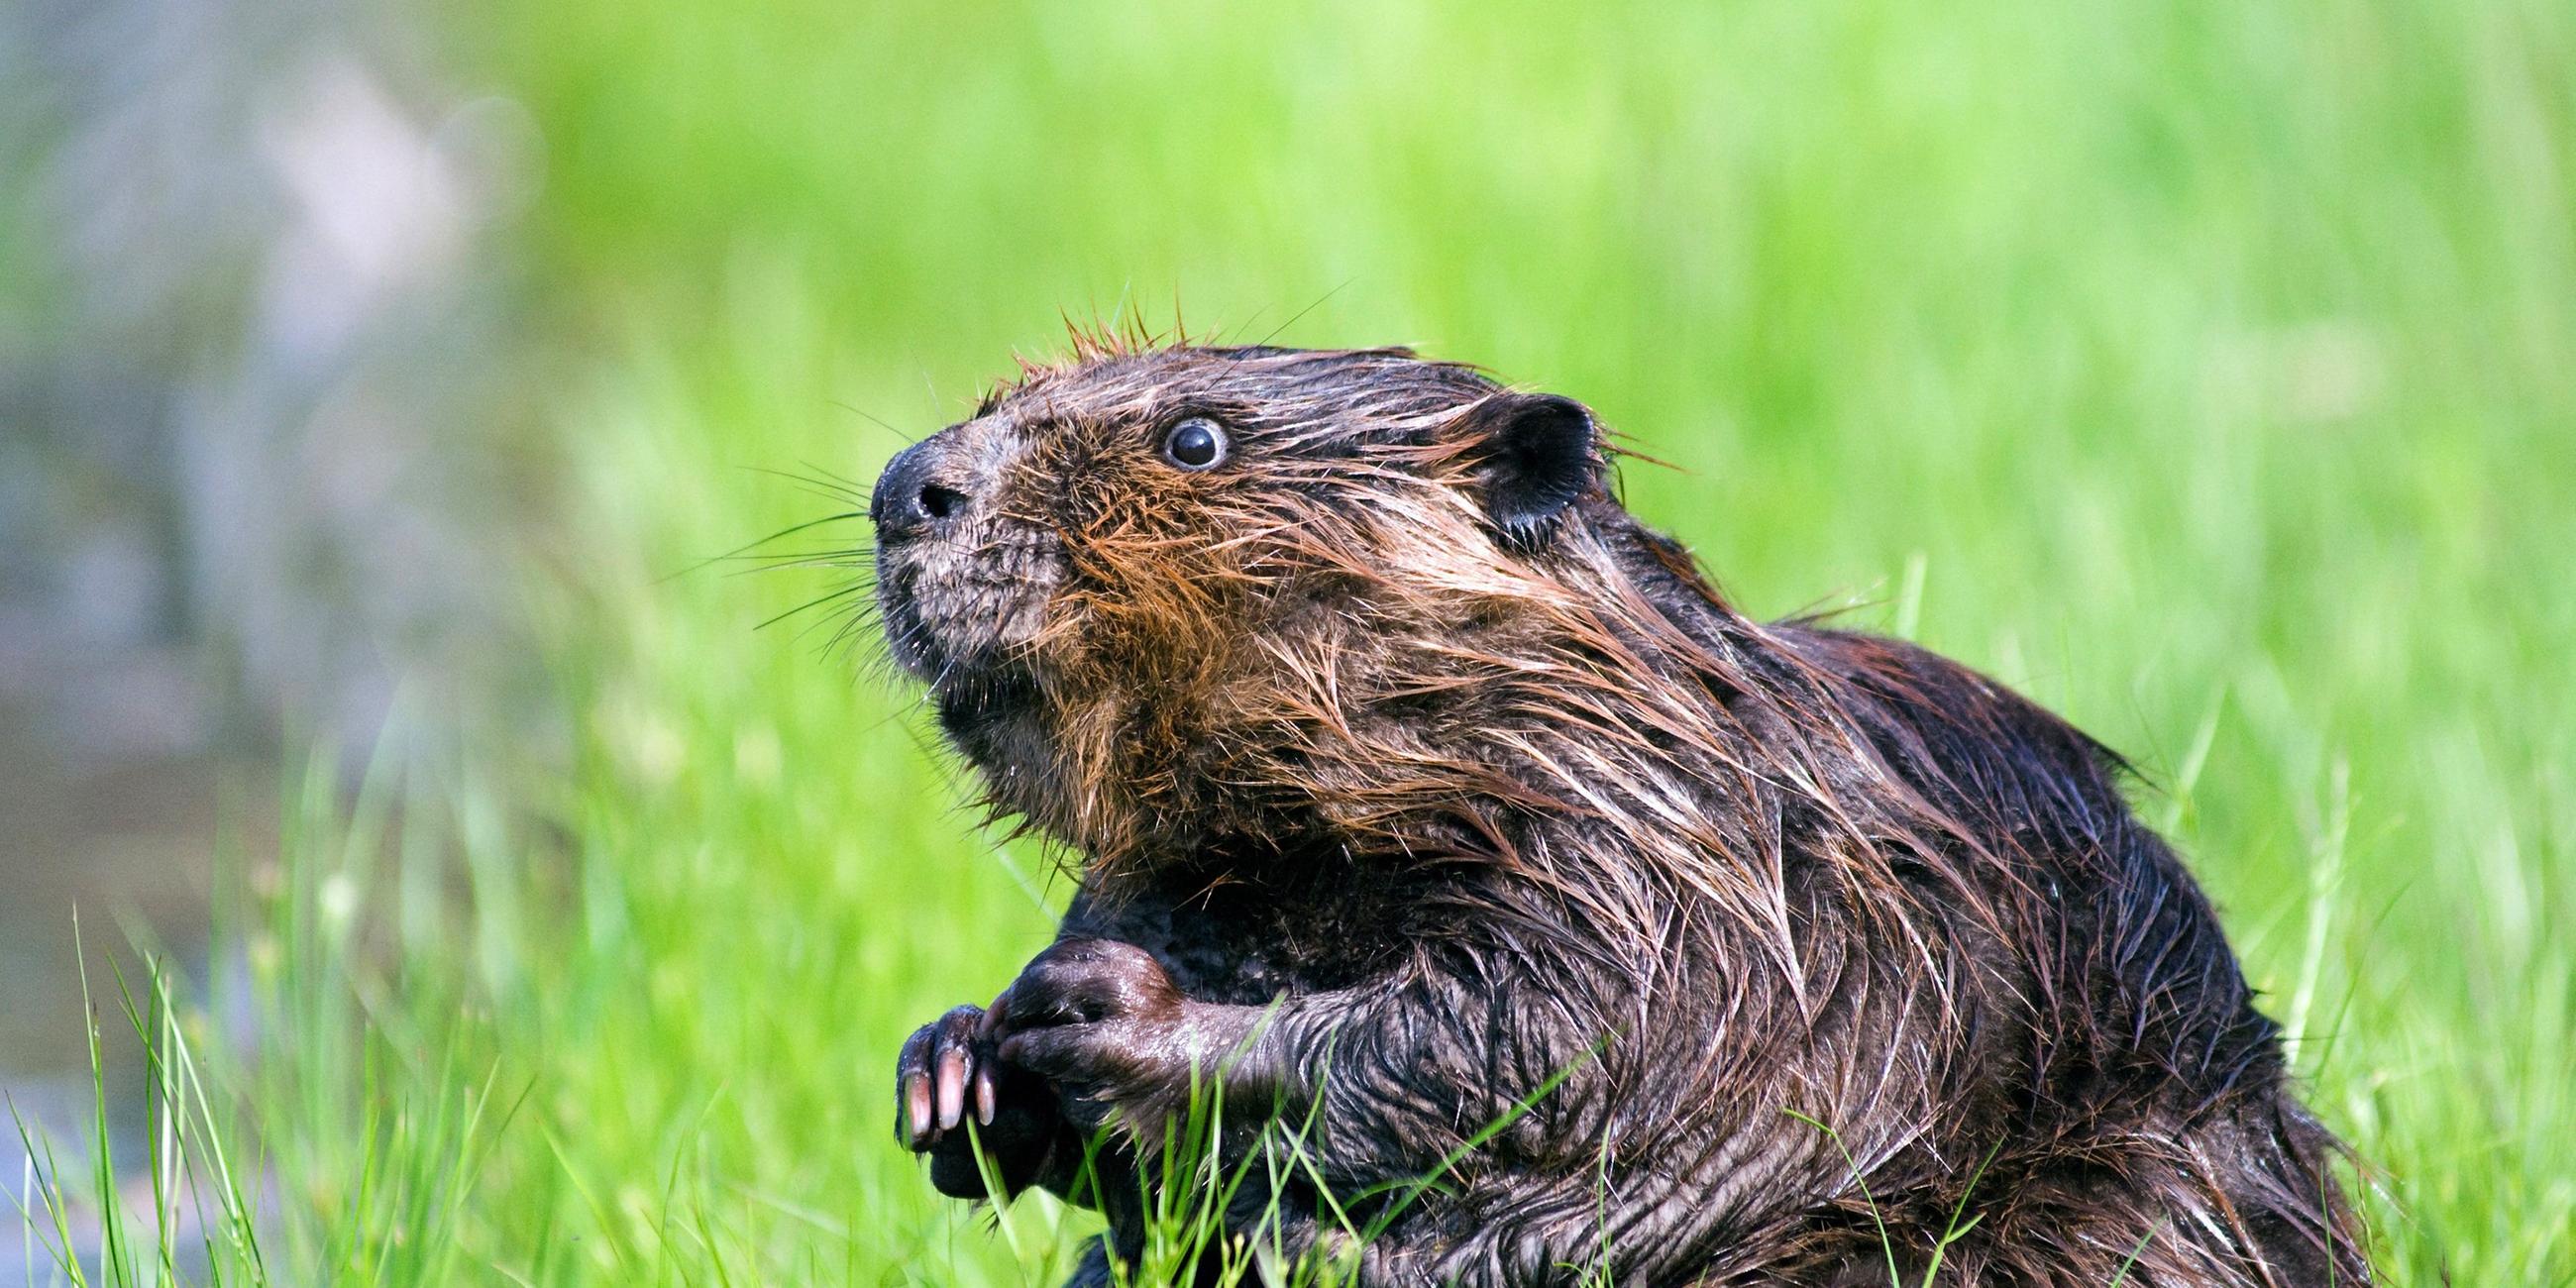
[[877, 340, 2368, 1286]]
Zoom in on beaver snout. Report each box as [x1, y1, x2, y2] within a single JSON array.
[[868, 424, 1066, 691], [870, 439, 975, 545]]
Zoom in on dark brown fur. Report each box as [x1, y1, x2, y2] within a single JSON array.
[[878, 340, 2369, 1286]]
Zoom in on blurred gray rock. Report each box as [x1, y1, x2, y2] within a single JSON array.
[[0, 0, 551, 1208], [4, 0, 547, 770]]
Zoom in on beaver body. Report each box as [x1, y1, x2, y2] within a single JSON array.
[[878, 344, 2367, 1286]]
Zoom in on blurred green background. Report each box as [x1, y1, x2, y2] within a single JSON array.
[[3, 0, 2571, 1281]]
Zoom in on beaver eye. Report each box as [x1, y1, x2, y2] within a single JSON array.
[[1160, 417, 1229, 471]]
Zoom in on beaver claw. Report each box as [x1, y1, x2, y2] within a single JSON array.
[[896, 1001, 1070, 1198], [896, 1005, 994, 1145]]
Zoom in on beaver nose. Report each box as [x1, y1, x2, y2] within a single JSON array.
[[871, 440, 972, 543]]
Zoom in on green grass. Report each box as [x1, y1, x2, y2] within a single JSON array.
[[19, 0, 2576, 1281]]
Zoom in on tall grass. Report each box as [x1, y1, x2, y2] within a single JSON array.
[[21, 0, 2576, 1280]]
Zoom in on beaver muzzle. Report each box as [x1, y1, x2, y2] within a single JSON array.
[[869, 428, 1063, 689]]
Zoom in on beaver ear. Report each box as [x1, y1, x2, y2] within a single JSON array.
[[1458, 392, 1600, 537]]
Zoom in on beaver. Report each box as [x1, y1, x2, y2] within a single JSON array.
[[875, 341, 2369, 1286]]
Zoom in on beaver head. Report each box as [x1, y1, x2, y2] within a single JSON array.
[[872, 343, 1746, 885]]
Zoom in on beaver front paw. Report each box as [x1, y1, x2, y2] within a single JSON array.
[[990, 938, 1237, 1132], [895, 1003, 1072, 1199]]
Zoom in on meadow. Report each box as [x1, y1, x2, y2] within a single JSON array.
[[20, 0, 2575, 1282]]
